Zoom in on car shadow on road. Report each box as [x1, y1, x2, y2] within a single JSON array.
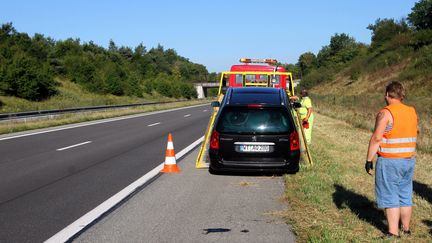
[[332, 184, 387, 233], [413, 180, 432, 204], [208, 169, 287, 177]]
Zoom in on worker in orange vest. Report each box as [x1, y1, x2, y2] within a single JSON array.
[[365, 81, 418, 239]]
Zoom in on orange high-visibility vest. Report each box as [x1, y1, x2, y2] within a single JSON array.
[[378, 103, 417, 158]]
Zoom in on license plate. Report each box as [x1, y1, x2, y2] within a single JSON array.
[[239, 144, 270, 153]]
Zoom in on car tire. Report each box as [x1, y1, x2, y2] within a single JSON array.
[[209, 167, 220, 175]]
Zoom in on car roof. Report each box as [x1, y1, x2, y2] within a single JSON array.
[[227, 87, 285, 106]]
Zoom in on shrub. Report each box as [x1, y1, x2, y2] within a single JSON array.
[[155, 79, 172, 97], [0, 54, 57, 100], [179, 82, 197, 99], [399, 44, 432, 80], [142, 79, 154, 94], [410, 29, 432, 49], [124, 73, 143, 97], [63, 54, 96, 84], [301, 67, 335, 88]]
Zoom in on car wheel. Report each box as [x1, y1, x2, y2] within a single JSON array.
[[209, 167, 219, 175]]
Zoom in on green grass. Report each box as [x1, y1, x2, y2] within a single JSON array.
[[283, 113, 432, 242], [0, 78, 181, 113]]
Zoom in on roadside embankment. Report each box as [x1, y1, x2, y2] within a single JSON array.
[[283, 113, 432, 242]]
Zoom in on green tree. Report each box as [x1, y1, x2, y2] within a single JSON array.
[[118, 46, 133, 61], [367, 18, 410, 49], [0, 22, 16, 42], [0, 22, 208, 101], [329, 33, 356, 55], [297, 52, 317, 76], [63, 54, 96, 85], [316, 45, 332, 67], [125, 72, 143, 97], [408, 0, 432, 30], [108, 39, 118, 52], [1, 54, 56, 100], [53, 38, 81, 57]]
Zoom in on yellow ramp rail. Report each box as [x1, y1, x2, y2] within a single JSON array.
[[195, 94, 223, 168]]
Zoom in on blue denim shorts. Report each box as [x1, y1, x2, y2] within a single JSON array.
[[375, 156, 416, 209]]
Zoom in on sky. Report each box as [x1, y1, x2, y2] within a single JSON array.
[[0, 0, 419, 72]]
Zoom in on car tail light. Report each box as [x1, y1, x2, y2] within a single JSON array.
[[290, 130, 299, 151], [210, 130, 220, 149], [247, 104, 263, 108]]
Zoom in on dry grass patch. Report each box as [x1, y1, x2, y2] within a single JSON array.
[[283, 113, 432, 242], [313, 94, 432, 154], [238, 181, 255, 187]]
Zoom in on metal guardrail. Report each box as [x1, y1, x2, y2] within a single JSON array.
[[0, 100, 187, 121]]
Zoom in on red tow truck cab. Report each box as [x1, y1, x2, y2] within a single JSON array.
[[227, 58, 291, 90]]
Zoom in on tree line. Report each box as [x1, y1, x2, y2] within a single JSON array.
[[296, 0, 432, 88], [0, 23, 210, 101]]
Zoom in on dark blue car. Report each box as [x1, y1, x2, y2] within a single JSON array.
[[209, 87, 300, 174]]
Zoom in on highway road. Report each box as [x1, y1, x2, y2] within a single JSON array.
[[0, 104, 210, 242]]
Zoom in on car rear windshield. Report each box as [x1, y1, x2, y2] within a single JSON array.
[[216, 107, 293, 134]]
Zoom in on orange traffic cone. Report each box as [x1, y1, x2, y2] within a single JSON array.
[[161, 133, 181, 173]]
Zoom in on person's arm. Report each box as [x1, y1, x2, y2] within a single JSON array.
[[303, 107, 313, 122], [302, 98, 313, 122], [365, 109, 390, 174], [289, 95, 299, 101]]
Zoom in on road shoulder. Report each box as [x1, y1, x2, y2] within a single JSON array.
[[74, 147, 295, 243]]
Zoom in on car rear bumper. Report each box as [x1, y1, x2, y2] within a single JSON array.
[[209, 151, 300, 174]]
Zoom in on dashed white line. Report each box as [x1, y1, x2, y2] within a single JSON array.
[[147, 122, 161, 127], [203, 109, 208, 112], [56, 141, 92, 151], [0, 103, 209, 142], [183, 114, 191, 117]]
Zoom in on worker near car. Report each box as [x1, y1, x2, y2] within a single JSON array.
[[365, 81, 418, 239], [291, 88, 314, 144]]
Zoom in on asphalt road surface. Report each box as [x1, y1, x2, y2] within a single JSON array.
[[74, 146, 296, 243], [0, 104, 210, 242]]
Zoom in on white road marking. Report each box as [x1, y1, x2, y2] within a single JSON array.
[[0, 103, 210, 142], [147, 122, 161, 127], [45, 136, 204, 243], [56, 141, 92, 151], [203, 109, 208, 112], [183, 114, 191, 117]]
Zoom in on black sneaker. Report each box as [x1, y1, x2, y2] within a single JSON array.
[[380, 232, 401, 240]]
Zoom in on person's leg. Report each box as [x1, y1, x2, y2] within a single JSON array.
[[306, 116, 313, 144], [376, 157, 401, 235], [386, 207, 400, 235], [304, 127, 311, 144], [400, 206, 412, 231], [399, 157, 415, 232]]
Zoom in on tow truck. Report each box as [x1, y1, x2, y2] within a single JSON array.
[[195, 58, 312, 169]]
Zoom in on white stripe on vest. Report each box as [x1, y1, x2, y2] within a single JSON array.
[[379, 147, 416, 153], [381, 137, 417, 144]]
